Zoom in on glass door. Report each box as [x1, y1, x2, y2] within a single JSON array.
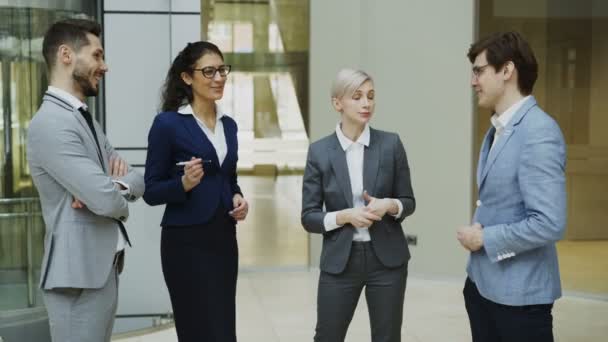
[[201, 0, 310, 268]]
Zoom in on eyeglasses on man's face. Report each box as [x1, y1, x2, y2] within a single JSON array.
[[472, 64, 491, 78], [193, 65, 232, 79]]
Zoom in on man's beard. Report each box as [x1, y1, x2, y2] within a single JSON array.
[[72, 63, 98, 97]]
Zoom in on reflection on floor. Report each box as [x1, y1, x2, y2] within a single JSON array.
[[236, 174, 307, 268], [558, 240, 608, 295], [112, 271, 608, 342]]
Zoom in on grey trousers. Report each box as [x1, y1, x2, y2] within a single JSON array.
[[43, 264, 119, 342], [314, 241, 408, 342]]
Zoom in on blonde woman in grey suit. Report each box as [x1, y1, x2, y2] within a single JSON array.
[[302, 69, 416, 342]]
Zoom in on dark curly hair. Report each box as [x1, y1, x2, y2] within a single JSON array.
[[160, 41, 224, 112], [467, 31, 538, 95]]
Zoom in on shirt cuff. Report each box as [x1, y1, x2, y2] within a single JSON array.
[[112, 180, 131, 196], [323, 211, 341, 231], [390, 199, 403, 218]]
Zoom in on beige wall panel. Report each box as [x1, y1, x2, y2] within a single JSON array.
[[567, 174, 608, 239], [310, 0, 475, 278]]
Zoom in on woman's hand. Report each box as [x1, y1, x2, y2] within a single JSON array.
[[363, 191, 396, 218], [337, 207, 381, 228], [181, 157, 204, 192], [229, 194, 249, 221]]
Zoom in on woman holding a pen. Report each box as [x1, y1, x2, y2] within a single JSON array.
[[143, 41, 248, 342]]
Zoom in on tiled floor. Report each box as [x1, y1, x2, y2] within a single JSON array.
[[237, 175, 308, 267], [113, 270, 608, 342]]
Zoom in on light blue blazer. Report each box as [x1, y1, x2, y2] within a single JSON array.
[[468, 96, 567, 306]]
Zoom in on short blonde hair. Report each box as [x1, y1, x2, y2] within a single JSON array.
[[330, 68, 373, 99]]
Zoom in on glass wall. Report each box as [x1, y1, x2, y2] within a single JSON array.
[[0, 1, 98, 312], [201, 0, 310, 268], [476, 0, 608, 294]]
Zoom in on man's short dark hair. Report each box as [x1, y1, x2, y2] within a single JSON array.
[[467, 31, 538, 95], [42, 18, 101, 72]]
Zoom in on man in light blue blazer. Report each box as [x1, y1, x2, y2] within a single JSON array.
[[457, 32, 566, 342]]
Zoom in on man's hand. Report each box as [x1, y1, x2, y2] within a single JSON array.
[[109, 155, 128, 179], [337, 207, 381, 228], [363, 190, 397, 218], [72, 197, 86, 209], [181, 157, 204, 192], [457, 223, 484, 252], [229, 194, 248, 221]]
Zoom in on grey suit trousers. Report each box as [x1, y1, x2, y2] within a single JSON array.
[[315, 242, 408, 342], [43, 261, 119, 342]]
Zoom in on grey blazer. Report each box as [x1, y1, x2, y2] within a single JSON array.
[[27, 93, 144, 290], [301, 128, 415, 274]]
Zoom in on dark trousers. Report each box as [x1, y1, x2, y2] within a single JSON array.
[[161, 208, 238, 342], [315, 241, 408, 342], [463, 277, 554, 342]]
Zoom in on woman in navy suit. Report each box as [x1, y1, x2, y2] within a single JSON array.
[[143, 41, 248, 342]]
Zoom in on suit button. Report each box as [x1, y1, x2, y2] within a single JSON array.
[[476, 200, 482, 207]]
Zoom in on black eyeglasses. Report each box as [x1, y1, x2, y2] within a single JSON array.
[[192, 65, 232, 79], [472, 64, 490, 78]]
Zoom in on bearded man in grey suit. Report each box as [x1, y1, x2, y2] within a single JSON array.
[[26, 19, 144, 342]]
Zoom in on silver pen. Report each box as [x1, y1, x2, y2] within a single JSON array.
[[175, 160, 212, 166]]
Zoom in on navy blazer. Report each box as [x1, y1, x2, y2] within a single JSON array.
[[143, 111, 242, 227]]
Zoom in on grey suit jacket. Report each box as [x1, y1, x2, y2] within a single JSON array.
[[27, 93, 144, 290], [301, 128, 415, 274]]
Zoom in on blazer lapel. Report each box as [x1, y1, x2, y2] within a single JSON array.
[[363, 130, 380, 196], [96, 127, 110, 172], [477, 127, 494, 188], [220, 116, 236, 172], [479, 127, 513, 186], [74, 110, 106, 171], [44, 93, 106, 170], [180, 115, 220, 166], [329, 135, 353, 208], [479, 97, 538, 187]]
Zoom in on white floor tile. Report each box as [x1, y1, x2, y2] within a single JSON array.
[[113, 271, 608, 342]]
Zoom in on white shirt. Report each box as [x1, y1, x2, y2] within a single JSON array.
[[48, 86, 86, 110], [178, 104, 228, 166], [47, 86, 128, 252], [490, 95, 530, 151], [323, 123, 404, 241]]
